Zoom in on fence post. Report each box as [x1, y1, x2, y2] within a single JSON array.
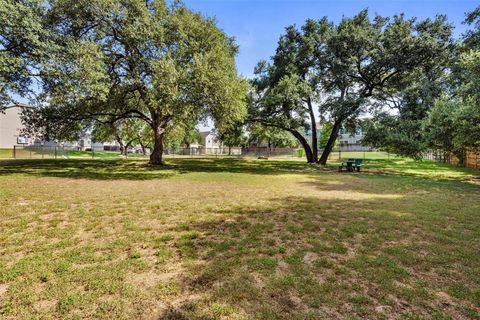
[[54, 146, 57, 159], [13, 145, 16, 159]]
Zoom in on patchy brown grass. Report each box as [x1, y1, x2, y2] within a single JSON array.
[[0, 158, 479, 319]]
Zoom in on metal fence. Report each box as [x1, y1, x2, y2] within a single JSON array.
[[422, 150, 449, 162], [1, 145, 393, 161], [11, 145, 66, 159], [4, 145, 133, 159], [163, 147, 299, 158]]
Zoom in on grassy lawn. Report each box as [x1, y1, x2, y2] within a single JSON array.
[[0, 149, 13, 159], [65, 150, 129, 159], [0, 158, 479, 319], [338, 151, 394, 160]]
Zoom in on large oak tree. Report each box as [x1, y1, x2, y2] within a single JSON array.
[[249, 10, 452, 164], [19, 0, 248, 164]]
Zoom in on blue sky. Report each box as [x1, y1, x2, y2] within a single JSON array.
[[184, 0, 479, 78]]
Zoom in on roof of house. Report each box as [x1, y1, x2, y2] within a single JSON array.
[[1, 103, 34, 112], [199, 131, 216, 137]]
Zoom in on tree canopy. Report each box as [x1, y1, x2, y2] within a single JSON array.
[[0, 0, 49, 108], [249, 10, 453, 164], [3, 2, 480, 166], [11, 0, 248, 164], [364, 6, 480, 163]]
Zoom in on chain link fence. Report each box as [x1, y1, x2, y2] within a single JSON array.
[[1, 145, 393, 161]]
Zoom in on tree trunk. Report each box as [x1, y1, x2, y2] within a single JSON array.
[[288, 129, 314, 163], [254, 121, 314, 163], [139, 140, 147, 155], [318, 119, 342, 165], [149, 125, 164, 165], [306, 97, 318, 162], [137, 135, 147, 155], [116, 136, 125, 155]]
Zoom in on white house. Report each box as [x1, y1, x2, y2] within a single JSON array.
[[199, 131, 223, 149], [338, 127, 364, 145], [183, 131, 224, 154], [0, 104, 33, 149]]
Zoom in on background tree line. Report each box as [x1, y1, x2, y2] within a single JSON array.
[[1, 1, 479, 165]]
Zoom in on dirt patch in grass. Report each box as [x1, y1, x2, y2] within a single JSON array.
[[0, 284, 8, 298], [0, 158, 479, 319]]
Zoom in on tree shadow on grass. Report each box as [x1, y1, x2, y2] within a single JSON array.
[[0, 159, 176, 180], [363, 159, 479, 180], [0, 158, 315, 180], [154, 189, 480, 319]]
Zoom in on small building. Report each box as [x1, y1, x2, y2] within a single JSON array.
[[183, 131, 224, 155], [199, 131, 223, 149], [339, 127, 363, 145], [181, 131, 243, 155], [337, 127, 372, 151], [77, 133, 105, 151], [0, 104, 33, 149]]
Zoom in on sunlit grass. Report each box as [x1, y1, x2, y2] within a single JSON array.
[[0, 158, 479, 319], [0, 149, 12, 159]]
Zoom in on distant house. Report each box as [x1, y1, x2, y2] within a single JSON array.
[[199, 131, 223, 149], [76, 133, 106, 152], [337, 127, 372, 151], [304, 122, 371, 151], [188, 131, 223, 149], [0, 104, 33, 149], [338, 127, 363, 145], [185, 131, 219, 153], [181, 130, 242, 155]]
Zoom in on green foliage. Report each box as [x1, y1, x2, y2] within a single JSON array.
[[0, 0, 49, 107], [248, 124, 297, 148], [363, 114, 427, 158], [425, 97, 480, 160], [163, 122, 200, 151], [92, 119, 151, 154], [318, 123, 334, 149], [10, 0, 248, 164], [218, 125, 246, 148], [250, 10, 453, 163], [422, 7, 480, 159]]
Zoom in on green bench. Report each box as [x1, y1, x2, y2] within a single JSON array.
[[339, 158, 363, 172]]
